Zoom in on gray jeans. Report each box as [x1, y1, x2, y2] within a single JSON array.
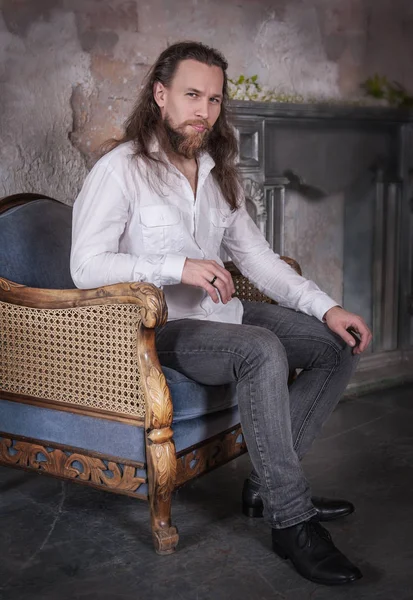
[[155, 301, 359, 529]]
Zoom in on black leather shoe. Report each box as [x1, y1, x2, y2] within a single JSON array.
[[242, 479, 355, 522], [272, 521, 362, 585]]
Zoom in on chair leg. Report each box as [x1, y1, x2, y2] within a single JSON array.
[[150, 493, 179, 555], [141, 360, 179, 554], [147, 439, 179, 555]]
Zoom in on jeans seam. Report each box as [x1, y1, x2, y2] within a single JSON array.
[[292, 342, 341, 453], [248, 368, 279, 514], [278, 335, 342, 350]]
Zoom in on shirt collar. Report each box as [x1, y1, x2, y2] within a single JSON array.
[[148, 136, 216, 178]]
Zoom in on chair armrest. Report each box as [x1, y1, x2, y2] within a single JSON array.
[[225, 256, 302, 304], [0, 278, 166, 328], [0, 278, 169, 424]]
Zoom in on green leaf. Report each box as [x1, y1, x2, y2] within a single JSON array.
[[360, 74, 389, 99]]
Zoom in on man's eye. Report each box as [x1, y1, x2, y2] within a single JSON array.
[[187, 93, 198, 98], [210, 98, 221, 104]]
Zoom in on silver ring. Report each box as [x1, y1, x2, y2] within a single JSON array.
[[209, 275, 217, 285]]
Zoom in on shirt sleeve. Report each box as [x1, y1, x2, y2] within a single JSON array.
[[221, 203, 338, 322], [70, 163, 186, 290]]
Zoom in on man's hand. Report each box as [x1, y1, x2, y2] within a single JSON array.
[[323, 306, 372, 354], [181, 259, 235, 304]]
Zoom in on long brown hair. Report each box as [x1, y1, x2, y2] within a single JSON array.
[[104, 41, 241, 210]]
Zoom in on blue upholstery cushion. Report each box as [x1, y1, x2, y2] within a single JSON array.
[[0, 199, 75, 289], [0, 399, 146, 461], [163, 367, 237, 421], [0, 397, 240, 465]]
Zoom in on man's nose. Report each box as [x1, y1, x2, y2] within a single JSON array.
[[195, 98, 209, 121]]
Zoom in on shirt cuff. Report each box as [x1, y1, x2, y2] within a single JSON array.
[[161, 254, 186, 284], [311, 295, 340, 322]]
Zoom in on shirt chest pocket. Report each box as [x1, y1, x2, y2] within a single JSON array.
[[140, 205, 184, 253], [209, 208, 231, 249]]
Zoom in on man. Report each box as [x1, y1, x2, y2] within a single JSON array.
[[71, 41, 372, 586]]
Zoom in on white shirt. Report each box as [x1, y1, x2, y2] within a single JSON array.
[[71, 141, 337, 323]]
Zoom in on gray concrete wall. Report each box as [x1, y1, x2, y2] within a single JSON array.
[[1, 0, 413, 202]]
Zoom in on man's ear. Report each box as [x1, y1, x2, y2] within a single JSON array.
[[153, 81, 166, 108]]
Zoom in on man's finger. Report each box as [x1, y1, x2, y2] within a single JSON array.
[[204, 281, 220, 303], [216, 274, 235, 296], [348, 323, 372, 353], [208, 275, 232, 303], [335, 325, 357, 348], [204, 267, 234, 301], [357, 329, 372, 353], [207, 260, 231, 279]]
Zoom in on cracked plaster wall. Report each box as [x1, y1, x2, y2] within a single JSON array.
[[1, 0, 413, 203]]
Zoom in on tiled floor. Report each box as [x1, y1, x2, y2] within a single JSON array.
[[1, 383, 413, 600]]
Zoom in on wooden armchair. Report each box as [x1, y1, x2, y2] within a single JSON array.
[[0, 193, 300, 554]]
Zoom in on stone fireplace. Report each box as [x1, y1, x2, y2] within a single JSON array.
[[231, 100, 413, 393]]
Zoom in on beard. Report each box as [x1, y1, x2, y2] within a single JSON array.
[[160, 115, 211, 159]]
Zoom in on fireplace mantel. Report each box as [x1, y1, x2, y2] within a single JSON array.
[[230, 100, 413, 123], [230, 101, 413, 394]]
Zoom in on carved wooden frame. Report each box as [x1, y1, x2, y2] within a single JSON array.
[[0, 432, 147, 497], [175, 425, 247, 488]]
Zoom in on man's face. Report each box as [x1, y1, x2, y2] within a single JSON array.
[[154, 59, 224, 158]]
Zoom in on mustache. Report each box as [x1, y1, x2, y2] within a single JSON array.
[[179, 119, 211, 131]]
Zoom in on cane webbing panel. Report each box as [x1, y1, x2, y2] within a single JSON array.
[[0, 302, 146, 418], [232, 275, 275, 304]]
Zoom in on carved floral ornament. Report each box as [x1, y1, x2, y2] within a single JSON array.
[[151, 442, 177, 502], [0, 278, 25, 292], [146, 366, 173, 429], [175, 425, 246, 487], [0, 436, 146, 494], [145, 366, 177, 502], [242, 177, 266, 218], [130, 282, 167, 328]]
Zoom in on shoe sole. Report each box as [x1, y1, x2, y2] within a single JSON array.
[[272, 542, 362, 585]]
